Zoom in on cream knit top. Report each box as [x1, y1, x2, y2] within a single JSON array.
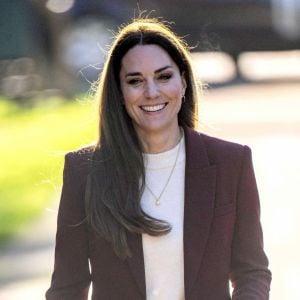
[[141, 135, 186, 300]]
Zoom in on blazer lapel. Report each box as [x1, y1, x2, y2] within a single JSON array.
[[183, 127, 217, 296]]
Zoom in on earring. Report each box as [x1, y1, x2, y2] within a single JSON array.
[[182, 95, 186, 103]]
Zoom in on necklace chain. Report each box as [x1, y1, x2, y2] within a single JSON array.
[[145, 138, 182, 206]]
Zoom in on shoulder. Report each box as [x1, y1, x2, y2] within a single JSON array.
[[63, 145, 96, 180], [200, 133, 249, 157], [200, 133, 252, 172], [65, 144, 95, 161], [185, 127, 251, 166], [187, 130, 255, 187]]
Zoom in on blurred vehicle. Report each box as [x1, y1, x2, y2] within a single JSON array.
[[158, 0, 300, 60]]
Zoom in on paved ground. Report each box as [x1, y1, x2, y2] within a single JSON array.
[[0, 79, 299, 299], [0, 206, 57, 299]]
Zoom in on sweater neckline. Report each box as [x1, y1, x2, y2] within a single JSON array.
[[143, 134, 185, 170]]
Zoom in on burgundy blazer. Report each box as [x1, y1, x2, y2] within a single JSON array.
[[46, 127, 271, 300]]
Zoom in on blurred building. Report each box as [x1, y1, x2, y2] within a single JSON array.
[[0, 0, 49, 100]]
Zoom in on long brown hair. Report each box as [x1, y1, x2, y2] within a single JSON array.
[[85, 18, 200, 259]]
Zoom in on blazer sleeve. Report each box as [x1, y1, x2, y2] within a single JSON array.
[[230, 146, 271, 299], [46, 153, 91, 300]]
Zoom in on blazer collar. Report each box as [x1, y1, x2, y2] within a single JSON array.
[[127, 127, 217, 298]]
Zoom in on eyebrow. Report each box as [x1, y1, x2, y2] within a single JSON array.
[[125, 65, 172, 77]]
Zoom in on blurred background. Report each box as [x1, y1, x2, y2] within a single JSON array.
[[0, 0, 299, 299]]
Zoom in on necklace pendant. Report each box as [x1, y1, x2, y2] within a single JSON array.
[[155, 199, 161, 206]]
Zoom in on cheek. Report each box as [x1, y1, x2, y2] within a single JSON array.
[[167, 78, 184, 99], [123, 92, 140, 118], [168, 85, 183, 103], [122, 88, 140, 105]]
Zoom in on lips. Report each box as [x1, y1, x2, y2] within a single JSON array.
[[140, 103, 167, 112]]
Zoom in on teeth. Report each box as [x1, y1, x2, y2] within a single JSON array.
[[141, 104, 166, 112]]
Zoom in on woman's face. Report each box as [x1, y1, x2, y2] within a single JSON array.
[[119, 44, 186, 139]]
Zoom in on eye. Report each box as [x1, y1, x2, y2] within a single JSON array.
[[158, 73, 172, 81], [127, 78, 142, 85]]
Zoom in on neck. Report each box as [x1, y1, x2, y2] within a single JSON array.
[[136, 126, 182, 154]]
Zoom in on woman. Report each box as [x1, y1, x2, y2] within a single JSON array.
[[46, 18, 271, 299]]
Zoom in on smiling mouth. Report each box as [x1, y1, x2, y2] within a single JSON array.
[[140, 103, 167, 112]]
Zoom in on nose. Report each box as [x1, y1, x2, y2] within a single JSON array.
[[144, 80, 160, 99]]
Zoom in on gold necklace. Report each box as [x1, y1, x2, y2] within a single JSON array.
[[145, 138, 182, 206]]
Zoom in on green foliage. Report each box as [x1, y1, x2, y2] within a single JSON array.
[[0, 96, 97, 242]]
